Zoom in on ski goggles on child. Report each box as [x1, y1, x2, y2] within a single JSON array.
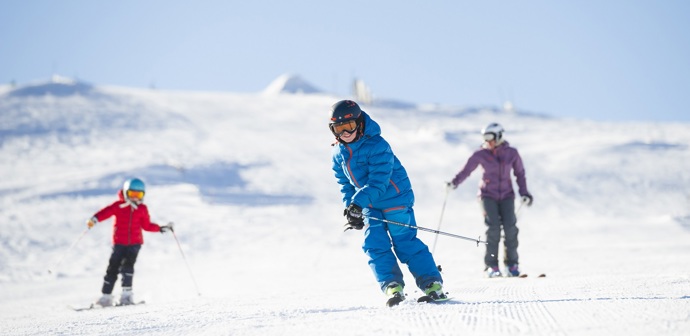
[[126, 190, 145, 199], [483, 133, 496, 141], [330, 120, 359, 136]]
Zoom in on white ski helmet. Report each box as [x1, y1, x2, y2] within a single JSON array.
[[481, 123, 504, 142]]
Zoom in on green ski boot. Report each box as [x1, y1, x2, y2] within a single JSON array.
[[385, 282, 405, 307], [418, 281, 449, 303]]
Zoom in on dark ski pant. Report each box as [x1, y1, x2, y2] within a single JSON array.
[[482, 197, 519, 267], [362, 207, 442, 292], [101, 244, 141, 295]]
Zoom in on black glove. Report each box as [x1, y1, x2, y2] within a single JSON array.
[[160, 222, 175, 233], [521, 194, 533, 206], [343, 204, 364, 231]]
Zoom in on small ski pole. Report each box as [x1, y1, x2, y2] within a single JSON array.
[[516, 202, 524, 218], [431, 183, 452, 254], [171, 229, 201, 296], [48, 228, 89, 274], [515, 196, 530, 220], [366, 216, 487, 246]]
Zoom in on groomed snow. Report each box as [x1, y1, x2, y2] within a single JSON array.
[[0, 81, 688, 335]]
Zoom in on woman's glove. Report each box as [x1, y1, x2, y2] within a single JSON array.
[[521, 194, 533, 206]]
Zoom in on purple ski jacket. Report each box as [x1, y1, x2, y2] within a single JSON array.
[[451, 141, 530, 201]]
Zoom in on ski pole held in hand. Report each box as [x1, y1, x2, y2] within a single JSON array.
[[366, 216, 487, 246], [169, 225, 201, 296], [431, 183, 452, 253], [48, 228, 89, 274]]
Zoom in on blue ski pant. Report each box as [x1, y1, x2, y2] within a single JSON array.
[[102, 244, 141, 294], [362, 207, 442, 292], [481, 197, 519, 267]]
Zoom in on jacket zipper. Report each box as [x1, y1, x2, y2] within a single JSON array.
[[345, 144, 361, 188], [128, 206, 133, 245], [495, 148, 502, 199]]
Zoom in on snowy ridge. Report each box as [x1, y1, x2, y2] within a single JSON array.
[[262, 73, 323, 94], [1, 80, 689, 335]]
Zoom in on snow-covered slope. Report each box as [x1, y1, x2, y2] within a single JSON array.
[[1, 79, 689, 335], [262, 73, 323, 95]]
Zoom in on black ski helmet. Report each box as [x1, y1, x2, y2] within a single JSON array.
[[329, 100, 362, 124], [329, 100, 365, 142]]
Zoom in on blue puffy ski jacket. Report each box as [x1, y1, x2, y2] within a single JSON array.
[[331, 112, 414, 211]]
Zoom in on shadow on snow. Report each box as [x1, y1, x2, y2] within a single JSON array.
[[38, 163, 313, 206]]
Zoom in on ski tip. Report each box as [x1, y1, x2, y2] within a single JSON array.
[[70, 303, 97, 311], [417, 296, 434, 303], [386, 296, 405, 307], [538, 273, 546, 278]]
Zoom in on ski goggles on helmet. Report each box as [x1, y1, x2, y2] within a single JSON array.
[[126, 190, 145, 199], [483, 133, 496, 141], [330, 120, 359, 136]]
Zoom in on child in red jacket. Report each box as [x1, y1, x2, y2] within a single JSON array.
[[87, 178, 172, 306]]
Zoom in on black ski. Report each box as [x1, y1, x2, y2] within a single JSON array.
[[509, 273, 546, 278], [386, 295, 405, 307], [417, 295, 452, 304], [71, 300, 145, 311]]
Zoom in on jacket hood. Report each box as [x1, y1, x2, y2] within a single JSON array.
[[360, 112, 381, 138]]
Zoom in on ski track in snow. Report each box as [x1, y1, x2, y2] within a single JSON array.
[[1, 82, 690, 335], [4, 276, 688, 335]]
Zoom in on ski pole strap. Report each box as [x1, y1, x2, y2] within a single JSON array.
[[366, 216, 487, 246]]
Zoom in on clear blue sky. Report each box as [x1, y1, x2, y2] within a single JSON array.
[[2, 1, 689, 122]]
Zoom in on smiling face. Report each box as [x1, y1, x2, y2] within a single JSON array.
[[338, 129, 358, 143], [330, 119, 360, 143]]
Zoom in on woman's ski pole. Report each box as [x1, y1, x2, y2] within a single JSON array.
[[171, 228, 201, 296], [366, 216, 487, 246], [516, 201, 525, 219], [431, 183, 452, 254], [48, 228, 89, 274]]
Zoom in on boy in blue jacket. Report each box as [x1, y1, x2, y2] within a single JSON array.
[[329, 100, 446, 306]]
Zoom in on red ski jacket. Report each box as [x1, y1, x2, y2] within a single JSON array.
[[93, 190, 161, 245]]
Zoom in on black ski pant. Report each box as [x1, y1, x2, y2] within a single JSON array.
[[101, 244, 141, 294], [481, 197, 519, 268]]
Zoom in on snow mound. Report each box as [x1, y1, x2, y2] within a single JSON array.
[[263, 74, 322, 94], [6, 75, 96, 97]]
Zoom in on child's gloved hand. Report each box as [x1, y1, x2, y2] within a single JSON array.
[[160, 222, 175, 233], [87, 217, 98, 229], [343, 204, 364, 231]]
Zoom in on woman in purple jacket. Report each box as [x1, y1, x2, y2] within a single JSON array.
[[448, 123, 533, 278]]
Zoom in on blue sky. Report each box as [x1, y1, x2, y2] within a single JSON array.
[[2, 1, 689, 122]]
